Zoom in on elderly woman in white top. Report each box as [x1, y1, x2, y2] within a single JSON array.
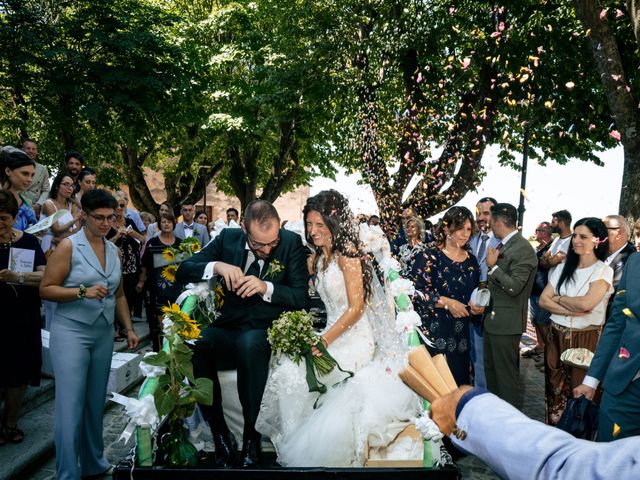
[[539, 217, 613, 425]]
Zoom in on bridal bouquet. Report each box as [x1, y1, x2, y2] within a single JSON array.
[[268, 310, 352, 394]]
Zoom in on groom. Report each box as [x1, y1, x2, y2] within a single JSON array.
[[176, 200, 309, 467]]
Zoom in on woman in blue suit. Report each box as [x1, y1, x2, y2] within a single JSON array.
[[40, 189, 139, 480]]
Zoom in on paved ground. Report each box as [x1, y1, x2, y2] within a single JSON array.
[[14, 330, 545, 479]]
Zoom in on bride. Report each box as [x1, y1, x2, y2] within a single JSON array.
[[256, 190, 418, 467]]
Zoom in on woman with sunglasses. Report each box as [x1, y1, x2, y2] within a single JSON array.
[[40, 172, 83, 255], [40, 188, 139, 480]]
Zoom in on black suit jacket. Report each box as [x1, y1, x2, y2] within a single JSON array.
[[175, 228, 309, 329]]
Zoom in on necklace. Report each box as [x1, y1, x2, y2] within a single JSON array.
[[0, 230, 16, 249]]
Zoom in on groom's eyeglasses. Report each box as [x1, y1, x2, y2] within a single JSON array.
[[246, 232, 280, 250]]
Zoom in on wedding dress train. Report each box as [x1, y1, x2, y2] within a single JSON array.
[[255, 257, 418, 467]]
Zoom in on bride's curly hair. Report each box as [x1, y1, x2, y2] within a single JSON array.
[[303, 190, 373, 302]]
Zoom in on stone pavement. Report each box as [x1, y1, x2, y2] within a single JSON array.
[[13, 331, 546, 479], [1, 316, 151, 480]]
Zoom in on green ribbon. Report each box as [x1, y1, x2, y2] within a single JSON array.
[[303, 342, 354, 408], [387, 270, 400, 282]]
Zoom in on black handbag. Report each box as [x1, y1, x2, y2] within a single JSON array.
[[556, 395, 599, 440]]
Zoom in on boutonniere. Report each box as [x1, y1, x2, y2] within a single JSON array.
[[619, 346, 631, 359], [262, 259, 284, 279]]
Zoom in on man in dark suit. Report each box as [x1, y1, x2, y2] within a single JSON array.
[[575, 252, 640, 442], [483, 203, 537, 407], [176, 200, 308, 467]]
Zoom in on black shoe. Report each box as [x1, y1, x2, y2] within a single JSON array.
[[240, 437, 262, 468], [212, 431, 238, 468]]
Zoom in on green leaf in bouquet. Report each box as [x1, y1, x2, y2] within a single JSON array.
[[143, 350, 170, 366], [173, 343, 194, 367], [176, 394, 196, 406], [191, 377, 213, 405], [154, 384, 177, 417], [177, 360, 195, 383]]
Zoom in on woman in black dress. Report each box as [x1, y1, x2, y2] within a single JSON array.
[[137, 212, 184, 351], [0, 190, 46, 444], [410, 206, 483, 385]]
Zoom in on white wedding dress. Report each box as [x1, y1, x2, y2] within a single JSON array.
[[255, 256, 418, 467]]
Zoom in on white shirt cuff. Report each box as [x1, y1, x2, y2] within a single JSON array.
[[582, 375, 600, 389], [262, 281, 274, 303], [203, 261, 217, 280], [488, 265, 498, 275]]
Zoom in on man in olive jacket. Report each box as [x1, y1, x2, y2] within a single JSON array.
[[483, 203, 537, 407]]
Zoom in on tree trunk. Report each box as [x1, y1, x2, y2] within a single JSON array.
[[120, 145, 159, 214], [573, 0, 640, 220]]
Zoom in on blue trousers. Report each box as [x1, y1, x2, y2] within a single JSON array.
[[470, 322, 486, 388], [50, 317, 113, 480], [598, 378, 640, 442]]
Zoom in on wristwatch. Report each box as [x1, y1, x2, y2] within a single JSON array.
[[18, 272, 24, 285]]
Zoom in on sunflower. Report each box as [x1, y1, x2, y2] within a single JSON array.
[[162, 248, 176, 262], [161, 303, 182, 316], [177, 313, 201, 340], [162, 264, 178, 283]]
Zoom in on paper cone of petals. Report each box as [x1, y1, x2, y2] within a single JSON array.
[[407, 345, 453, 396], [432, 354, 458, 391], [398, 366, 440, 403]]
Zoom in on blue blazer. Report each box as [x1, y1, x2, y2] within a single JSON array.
[[55, 228, 121, 326], [588, 252, 640, 395], [453, 391, 640, 479]]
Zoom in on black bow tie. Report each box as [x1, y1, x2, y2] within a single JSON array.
[[184, 224, 194, 230]]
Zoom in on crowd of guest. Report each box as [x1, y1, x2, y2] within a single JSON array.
[[2, 135, 639, 473], [378, 196, 640, 445], [0, 140, 241, 476]]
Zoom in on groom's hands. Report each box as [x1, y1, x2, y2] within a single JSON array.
[[236, 275, 267, 298], [213, 261, 267, 298], [214, 262, 244, 291]]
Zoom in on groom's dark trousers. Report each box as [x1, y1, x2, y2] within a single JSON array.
[[175, 228, 309, 438]]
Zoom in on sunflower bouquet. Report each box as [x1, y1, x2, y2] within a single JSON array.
[[140, 303, 213, 466], [161, 237, 202, 283]]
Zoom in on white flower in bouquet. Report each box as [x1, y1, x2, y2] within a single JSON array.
[[396, 310, 421, 333], [390, 278, 415, 297], [380, 257, 401, 277], [140, 352, 167, 377], [359, 223, 385, 254]]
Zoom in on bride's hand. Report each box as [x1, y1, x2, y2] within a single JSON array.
[[311, 336, 328, 357]]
